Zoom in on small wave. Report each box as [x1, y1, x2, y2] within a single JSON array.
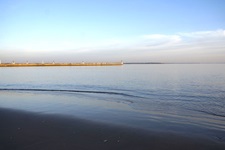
[[187, 108, 225, 118], [0, 88, 143, 99]]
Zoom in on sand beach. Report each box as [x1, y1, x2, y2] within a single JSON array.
[[1, 108, 225, 150]]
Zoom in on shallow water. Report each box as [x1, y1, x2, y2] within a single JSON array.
[[0, 64, 225, 138]]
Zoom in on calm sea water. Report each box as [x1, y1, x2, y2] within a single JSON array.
[[0, 64, 225, 137]]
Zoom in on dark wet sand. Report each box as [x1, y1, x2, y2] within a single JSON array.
[[1, 108, 225, 150]]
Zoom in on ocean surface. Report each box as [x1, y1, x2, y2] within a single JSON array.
[[0, 64, 225, 140]]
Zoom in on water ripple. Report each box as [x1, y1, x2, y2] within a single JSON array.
[[0, 88, 144, 99]]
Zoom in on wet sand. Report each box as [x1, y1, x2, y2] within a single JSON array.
[[1, 108, 225, 150]]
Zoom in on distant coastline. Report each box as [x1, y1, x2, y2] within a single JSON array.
[[125, 62, 225, 64], [124, 62, 163, 64], [0, 62, 123, 67]]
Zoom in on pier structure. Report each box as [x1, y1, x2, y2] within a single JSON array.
[[0, 61, 123, 67]]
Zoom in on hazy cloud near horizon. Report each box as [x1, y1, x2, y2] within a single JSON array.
[[1, 29, 225, 63]]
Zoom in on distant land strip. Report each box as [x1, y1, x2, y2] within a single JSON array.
[[124, 62, 163, 64], [0, 62, 123, 67]]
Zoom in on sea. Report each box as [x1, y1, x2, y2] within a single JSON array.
[[0, 64, 225, 140]]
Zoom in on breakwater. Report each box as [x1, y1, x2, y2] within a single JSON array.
[[0, 62, 123, 67]]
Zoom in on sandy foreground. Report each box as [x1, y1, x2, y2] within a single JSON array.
[[0, 107, 225, 150]]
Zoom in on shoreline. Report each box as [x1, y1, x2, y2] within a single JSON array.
[[0, 62, 123, 67], [1, 107, 225, 150]]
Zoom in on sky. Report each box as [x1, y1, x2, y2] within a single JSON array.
[[0, 0, 225, 63]]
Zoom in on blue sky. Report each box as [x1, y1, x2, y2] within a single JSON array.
[[0, 0, 225, 63]]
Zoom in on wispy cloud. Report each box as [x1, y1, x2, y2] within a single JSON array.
[[101, 29, 225, 62], [178, 29, 225, 38]]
